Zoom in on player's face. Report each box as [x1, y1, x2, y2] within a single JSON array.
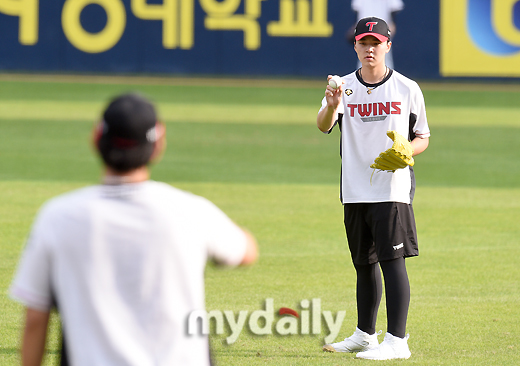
[[354, 36, 391, 68]]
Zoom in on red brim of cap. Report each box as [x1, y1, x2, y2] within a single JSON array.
[[355, 32, 388, 42]]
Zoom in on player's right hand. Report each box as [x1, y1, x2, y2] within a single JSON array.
[[325, 75, 343, 109]]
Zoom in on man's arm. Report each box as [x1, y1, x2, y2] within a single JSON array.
[[22, 308, 50, 366], [317, 76, 343, 133], [239, 228, 258, 265], [411, 137, 429, 156], [317, 105, 338, 133]]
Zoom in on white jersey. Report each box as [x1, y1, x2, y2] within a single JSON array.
[[352, 0, 404, 21], [320, 69, 430, 204], [10, 181, 247, 366]]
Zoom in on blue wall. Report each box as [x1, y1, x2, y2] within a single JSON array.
[[0, 0, 439, 79]]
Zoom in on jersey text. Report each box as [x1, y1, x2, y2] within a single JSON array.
[[346, 102, 402, 118]]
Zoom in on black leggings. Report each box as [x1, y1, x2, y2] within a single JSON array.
[[354, 257, 410, 338]]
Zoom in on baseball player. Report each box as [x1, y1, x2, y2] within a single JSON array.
[[10, 93, 258, 366], [317, 17, 430, 360]]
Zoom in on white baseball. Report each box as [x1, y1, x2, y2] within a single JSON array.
[[328, 75, 342, 89]]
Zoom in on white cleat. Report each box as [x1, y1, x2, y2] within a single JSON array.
[[356, 332, 411, 360], [322, 327, 379, 353]]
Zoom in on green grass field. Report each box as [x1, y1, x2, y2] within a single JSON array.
[[0, 74, 519, 365]]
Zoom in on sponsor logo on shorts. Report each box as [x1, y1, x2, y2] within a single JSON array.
[[393, 243, 404, 250]]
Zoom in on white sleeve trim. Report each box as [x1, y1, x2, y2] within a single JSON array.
[[9, 285, 52, 312]]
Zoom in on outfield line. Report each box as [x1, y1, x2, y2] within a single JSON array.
[[0, 72, 325, 89], [0, 100, 318, 124], [2, 72, 520, 92], [1, 99, 519, 127]]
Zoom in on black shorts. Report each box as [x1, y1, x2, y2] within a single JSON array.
[[343, 202, 419, 265]]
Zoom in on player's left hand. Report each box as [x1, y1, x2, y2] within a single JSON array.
[[370, 131, 414, 172]]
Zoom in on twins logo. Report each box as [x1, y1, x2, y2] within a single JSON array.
[[347, 102, 401, 122], [468, 0, 520, 55]]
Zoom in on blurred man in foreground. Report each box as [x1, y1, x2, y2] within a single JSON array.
[[10, 93, 258, 366]]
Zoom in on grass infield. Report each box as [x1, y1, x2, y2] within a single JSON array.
[[0, 74, 519, 365]]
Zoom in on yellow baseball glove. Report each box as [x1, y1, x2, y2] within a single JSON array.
[[370, 131, 414, 172]]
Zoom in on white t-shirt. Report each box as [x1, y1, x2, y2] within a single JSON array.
[[319, 70, 430, 204], [10, 180, 248, 366], [352, 0, 404, 21]]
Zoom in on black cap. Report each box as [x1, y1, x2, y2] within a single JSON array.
[[101, 93, 158, 149], [354, 17, 391, 42], [97, 93, 159, 172]]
